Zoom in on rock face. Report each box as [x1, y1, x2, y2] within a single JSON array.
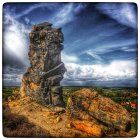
[[20, 22, 66, 107], [66, 88, 133, 136]]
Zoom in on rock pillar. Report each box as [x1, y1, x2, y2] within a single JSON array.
[[20, 22, 66, 107]]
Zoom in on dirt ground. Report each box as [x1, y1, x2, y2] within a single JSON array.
[[3, 96, 95, 138], [3, 96, 137, 138]]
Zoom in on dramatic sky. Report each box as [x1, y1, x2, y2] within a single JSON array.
[[3, 2, 137, 87]]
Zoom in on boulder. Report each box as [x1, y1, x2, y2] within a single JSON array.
[[66, 88, 133, 133]]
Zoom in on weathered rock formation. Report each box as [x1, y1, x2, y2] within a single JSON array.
[[20, 22, 66, 107], [66, 88, 133, 137]]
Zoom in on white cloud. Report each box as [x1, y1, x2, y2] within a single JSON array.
[[121, 46, 137, 52], [14, 3, 52, 19], [85, 50, 103, 61], [85, 38, 137, 55], [51, 3, 86, 26], [24, 17, 30, 24], [52, 3, 74, 26], [63, 60, 137, 82], [96, 3, 137, 28], [3, 74, 22, 81], [3, 74, 22, 86], [12, 3, 86, 26], [2, 66, 26, 86], [62, 52, 79, 63], [3, 13, 30, 66]]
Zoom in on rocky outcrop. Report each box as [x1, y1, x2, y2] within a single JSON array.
[[20, 22, 66, 107], [66, 88, 133, 136]]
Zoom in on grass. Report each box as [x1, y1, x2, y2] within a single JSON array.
[[62, 94, 69, 105], [3, 88, 13, 100], [3, 87, 20, 101]]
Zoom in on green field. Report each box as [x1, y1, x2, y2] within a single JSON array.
[[2, 87, 20, 100]]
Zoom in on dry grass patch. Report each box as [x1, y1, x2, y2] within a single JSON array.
[[3, 108, 51, 138]]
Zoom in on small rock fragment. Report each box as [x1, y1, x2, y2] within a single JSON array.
[[56, 116, 61, 123]]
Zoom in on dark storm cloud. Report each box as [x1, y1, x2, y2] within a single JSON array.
[[3, 2, 137, 87]]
